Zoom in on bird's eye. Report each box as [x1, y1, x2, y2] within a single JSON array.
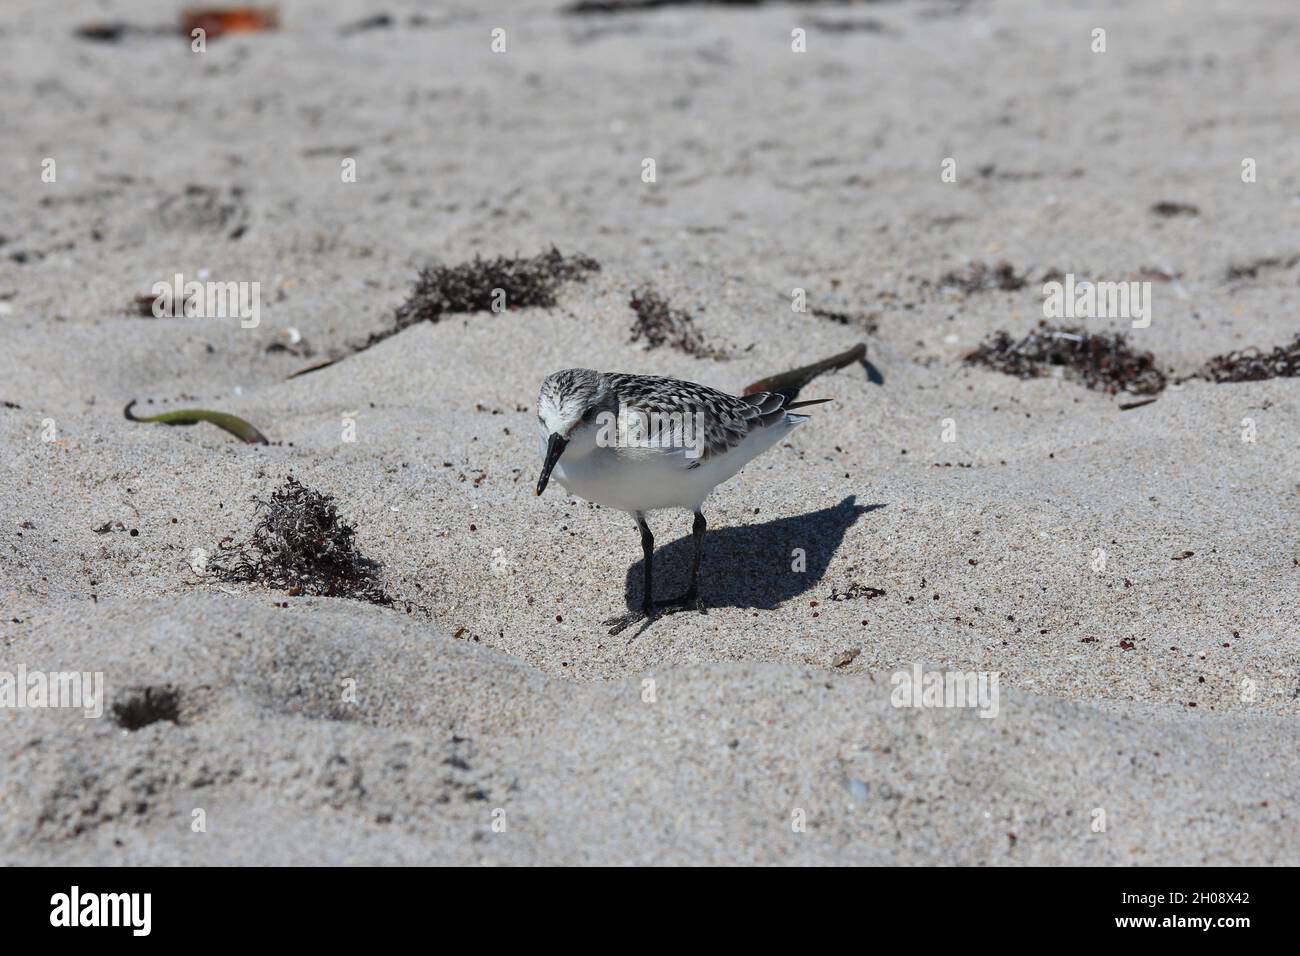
[[582, 407, 597, 423]]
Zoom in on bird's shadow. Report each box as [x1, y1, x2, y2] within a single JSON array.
[[619, 495, 884, 612], [860, 354, 885, 386]]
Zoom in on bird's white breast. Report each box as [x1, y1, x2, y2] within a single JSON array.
[[551, 415, 803, 513]]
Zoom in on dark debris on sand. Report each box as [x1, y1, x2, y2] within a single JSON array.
[[628, 285, 727, 359], [1224, 254, 1299, 282], [829, 582, 886, 602], [935, 260, 1028, 294], [567, 0, 885, 11], [811, 306, 879, 334], [1193, 334, 1300, 383], [209, 476, 393, 606], [365, 247, 601, 349], [1150, 201, 1199, 218], [965, 323, 1167, 395]]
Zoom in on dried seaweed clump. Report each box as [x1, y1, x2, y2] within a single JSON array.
[[1194, 335, 1300, 383], [112, 685, 181, 731], [629, 286, 726, 359], [965, 324, 1167, 395], [390, 247, 600, 333], [937, 260, 1028, 294], [209, 476, 392, 605]]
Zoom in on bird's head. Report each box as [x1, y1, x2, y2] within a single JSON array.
[[535, 369, 614, 495]]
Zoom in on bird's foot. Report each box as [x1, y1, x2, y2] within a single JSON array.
[[654, 592, 705, 616], [604, 607, 652, 636], [604, 594, 704, 636]]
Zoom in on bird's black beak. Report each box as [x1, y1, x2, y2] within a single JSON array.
[[535, 433, 568, 496]]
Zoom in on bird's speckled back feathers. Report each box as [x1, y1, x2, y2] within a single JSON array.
[[601, 372, 794, 463]]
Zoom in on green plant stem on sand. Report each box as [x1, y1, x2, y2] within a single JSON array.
[[123, 400, 269, 444], [743, 342, 867, 403]]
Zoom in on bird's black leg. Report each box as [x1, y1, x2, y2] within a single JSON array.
[[656, 511, 707, 615], [604, 512, 655, 636]]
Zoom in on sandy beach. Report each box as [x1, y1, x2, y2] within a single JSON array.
[[1, 0, 1297, 865]]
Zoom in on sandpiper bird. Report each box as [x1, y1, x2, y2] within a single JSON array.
[[535, 346, 862, 635]]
